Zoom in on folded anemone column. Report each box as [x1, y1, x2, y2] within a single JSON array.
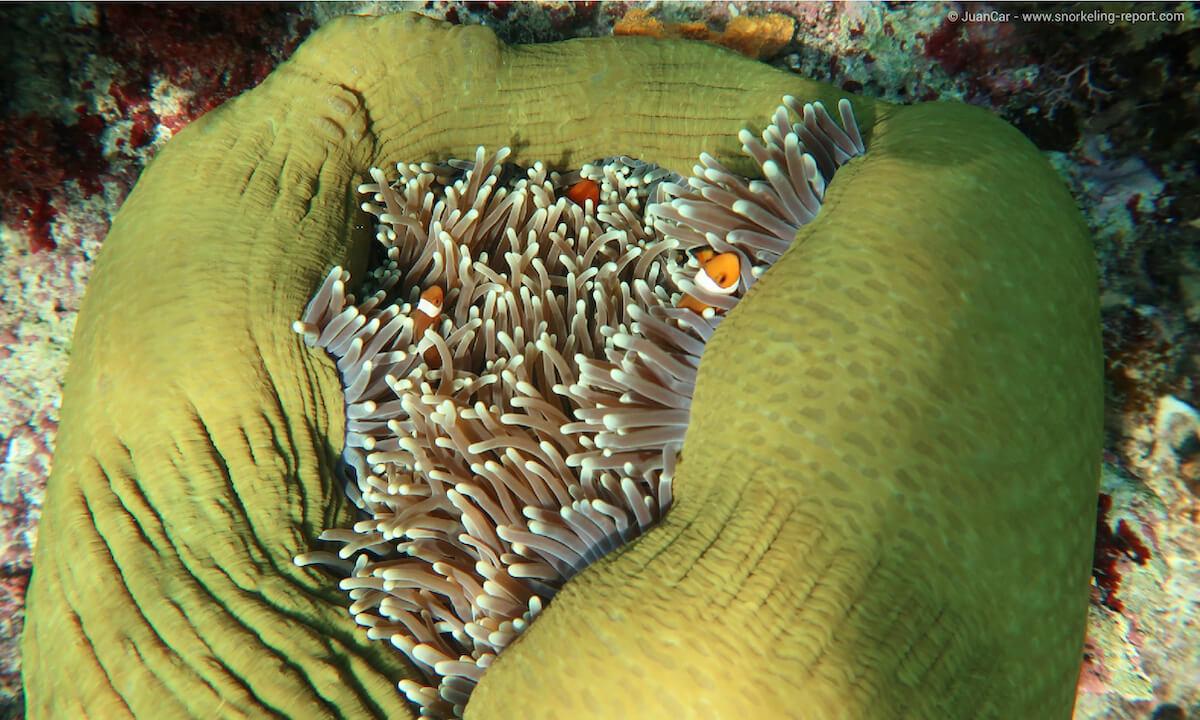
[[21, 11, 1101, 720]]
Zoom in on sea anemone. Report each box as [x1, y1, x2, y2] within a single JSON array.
[[21, 13, 1102, 719], [294, 96, 863, 718]]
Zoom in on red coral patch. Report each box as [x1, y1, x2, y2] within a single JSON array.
[[1091, 492, 1151, 613]]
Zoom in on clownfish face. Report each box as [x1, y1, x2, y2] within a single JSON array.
[[678, 251, 740, 314], [416, 285, 444, 320]]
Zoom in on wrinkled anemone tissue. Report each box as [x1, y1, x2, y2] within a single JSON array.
[[291, 96, 864, 718]]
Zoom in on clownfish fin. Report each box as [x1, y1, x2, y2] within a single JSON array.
[[677, 293, 710, 314]]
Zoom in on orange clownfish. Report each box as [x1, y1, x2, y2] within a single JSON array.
[[411, 285, 445, 368], [412, 285, 444, 338], [565, 179, 601, 209], [677, 252, 739, 314]]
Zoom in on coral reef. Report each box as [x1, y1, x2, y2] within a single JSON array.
[[614, 8, 795, 59], [1076, 399, 1200, 718]]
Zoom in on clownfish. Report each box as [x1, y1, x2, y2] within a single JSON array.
[[412, 285, 444, 339], [415, 284, 448, 369], [412, 286, 445, 368], [677, 252, 739, 314], [565, 179, 601, 209]]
